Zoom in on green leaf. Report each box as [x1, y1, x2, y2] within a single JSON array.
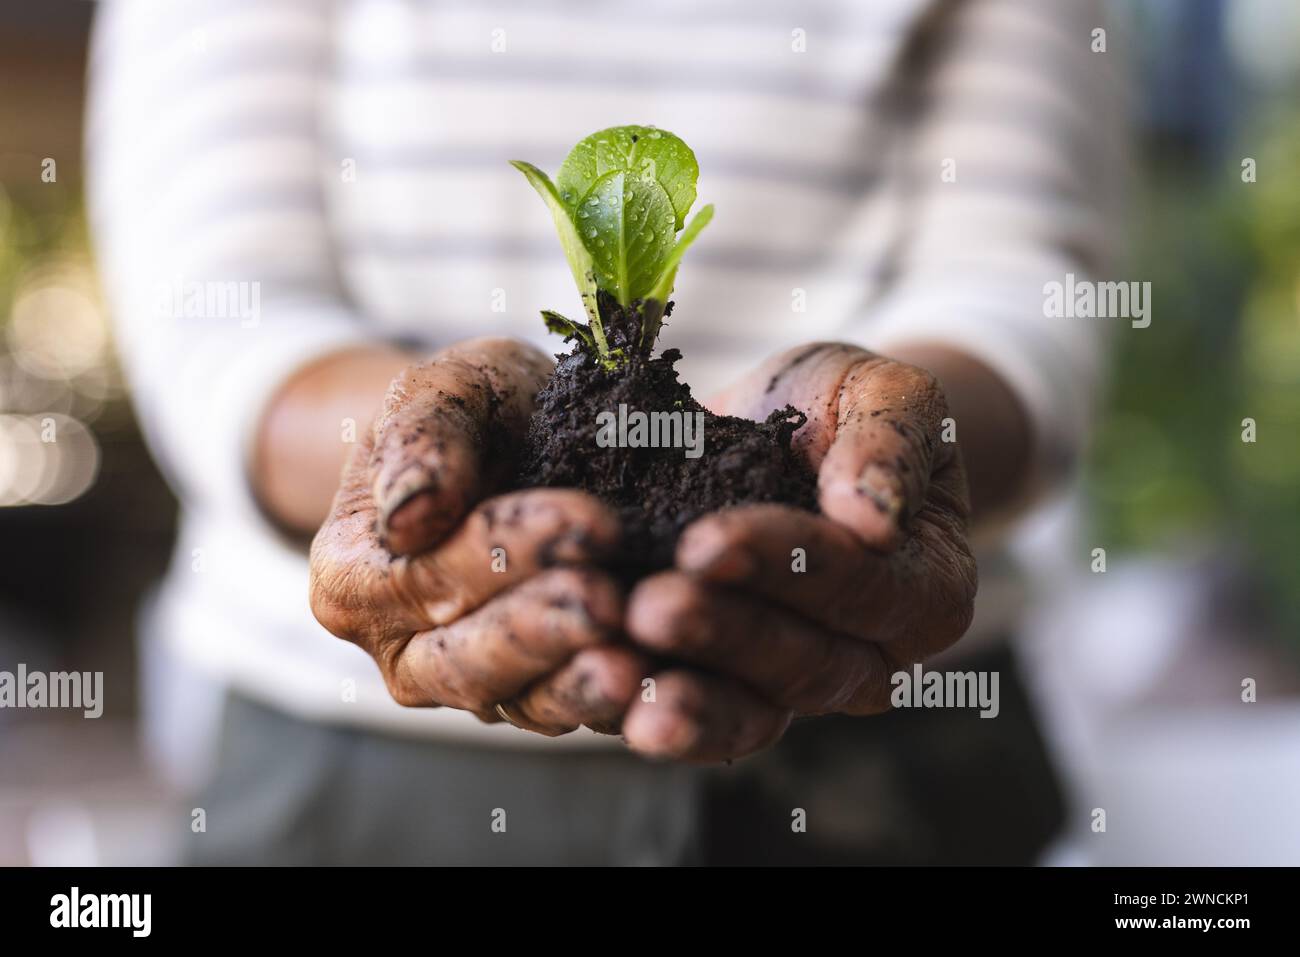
[[645, 204, 714, 305], [557, 125, 699, 229], [510, 160, 602, 334], [638, 205, 714, 350], [540, 309, 595, 350], [578, 170, 677, 306]]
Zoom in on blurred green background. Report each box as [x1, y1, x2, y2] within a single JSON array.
[[1085, 1, 1300, 639]]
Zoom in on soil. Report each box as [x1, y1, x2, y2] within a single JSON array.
[[516, 295, 818, 576]]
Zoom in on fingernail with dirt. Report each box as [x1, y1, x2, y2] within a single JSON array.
[[379, 467, 435, 524], [857, 463, 903, 521], [384, 488, 438, 541]]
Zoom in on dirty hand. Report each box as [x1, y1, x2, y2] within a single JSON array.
[[622, 343, 978, 762], [309, 337, 652, 735]]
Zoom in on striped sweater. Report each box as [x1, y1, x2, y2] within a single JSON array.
[[87, 0, 1124, 747]]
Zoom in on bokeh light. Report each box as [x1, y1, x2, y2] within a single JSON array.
[[7, 266, 108, 379], [0, 412, 99, 507]]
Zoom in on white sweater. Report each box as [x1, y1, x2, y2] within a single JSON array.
[[86, 0, 1123, 749]]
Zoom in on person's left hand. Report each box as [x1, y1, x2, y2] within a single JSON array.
[[620, 343, 979, 762]]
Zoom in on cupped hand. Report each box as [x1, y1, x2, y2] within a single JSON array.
[[308, 337, 653, 736], [621, 343, 978, 762]]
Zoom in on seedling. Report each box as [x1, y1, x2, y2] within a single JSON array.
[[512, 125, 714, 367], [513, 124, 815, 573]]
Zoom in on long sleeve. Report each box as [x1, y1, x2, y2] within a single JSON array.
[[861, 0, 1129, 497], [86, 0, 371, 525]]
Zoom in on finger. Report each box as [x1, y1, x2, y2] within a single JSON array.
[[372, 337, 552, 555], [622, 670, 791, 763], [395, 487, 621, 628], [818, 358, 952, 550], [676, 500, 976, 656], [385, 567, 623, 711], [626, 573, 891, 715], [509, 646, 654, 736], [709, 344, 955, 551], [675, 504, 890, 639], [708, 342, 868, 466]]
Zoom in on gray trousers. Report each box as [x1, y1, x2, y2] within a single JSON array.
[[186, 694, 702, 866], [187, 644, 1062, 865]]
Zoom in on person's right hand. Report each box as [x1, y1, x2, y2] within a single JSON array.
[[308, 337, 651, 736]]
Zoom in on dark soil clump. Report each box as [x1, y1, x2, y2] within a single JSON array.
[[517, 298, 818, 575]]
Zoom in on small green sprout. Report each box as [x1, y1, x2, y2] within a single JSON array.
[[511, 125, 714, 367]]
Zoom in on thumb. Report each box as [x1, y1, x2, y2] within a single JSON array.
[[372, 337, 552, 555], [818, 359, 951, 551]]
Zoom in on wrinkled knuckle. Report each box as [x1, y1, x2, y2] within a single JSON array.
[[937, 576, 978, 647], [961, 553, 980, 603], [946, 591, 977, 644], [382, 671, 428, 709], [385, 581, 438, 633], [381, 655, 441, 710], [951, 541, 980, 604], [309, 571, 365, 644]]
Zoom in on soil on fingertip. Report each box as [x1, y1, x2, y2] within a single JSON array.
[[516, 298, 819, 576]]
